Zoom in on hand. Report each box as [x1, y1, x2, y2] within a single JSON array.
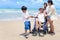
[[33, 16, 38, 18], [26, 17, 29, 19], [30, 16, 34, 18]]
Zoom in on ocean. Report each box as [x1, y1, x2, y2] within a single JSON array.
[[0, 9, 60, 21]]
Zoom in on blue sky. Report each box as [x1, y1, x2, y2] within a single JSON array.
[[0, 0, 60, 9]]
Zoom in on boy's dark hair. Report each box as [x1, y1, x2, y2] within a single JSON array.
[[48, 0, 53, 5], [21, 6, 27, 10], [39, 8, 44, 10]]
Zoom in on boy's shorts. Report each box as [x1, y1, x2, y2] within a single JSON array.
[[24, 21, 31, 30]]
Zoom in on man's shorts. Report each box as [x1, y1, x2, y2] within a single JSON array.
[[46, 16, 51, 20], [24, 21, 31, 30]]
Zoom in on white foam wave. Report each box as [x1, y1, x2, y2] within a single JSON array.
[[0, 9, 21, 13], [0, 17, 23, 21]]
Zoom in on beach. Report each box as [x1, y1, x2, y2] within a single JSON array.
[[0, 16, 60, 40]]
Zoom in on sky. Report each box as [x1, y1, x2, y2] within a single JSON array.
[[0, 0, 60, 9]]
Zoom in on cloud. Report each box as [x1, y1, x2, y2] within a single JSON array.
[[0, 0, 60, 9], [16, 2, 20, 5], [0, 0, 18, 8], [52, 0, 60, 8], [31, 0, 44, 4], [53, 0, 60, 2], [1, 0, 6, 2]]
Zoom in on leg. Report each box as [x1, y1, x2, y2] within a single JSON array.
[[24, 21, 28, 34], [36, 19, 39, 31], [29, 27, 32, 33], [29, 28, 31, 33], [39, 21, 41, 30], [48, 19, 54, 32], [50, 21, 54, 32], [25, 30, 27, 34], [29, 22, 32, 33]]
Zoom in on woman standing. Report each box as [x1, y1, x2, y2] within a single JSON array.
[[46, 1, 57, 34]]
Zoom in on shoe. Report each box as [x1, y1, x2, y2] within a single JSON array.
[[29, 32, 32, 34], [38, 32, 44, 37], [38, 30, 44, 37], [24, 35, 28, 39], [48, 31, 55, 35], [43, 30, 46, 34], [32, 31, 37, 36]]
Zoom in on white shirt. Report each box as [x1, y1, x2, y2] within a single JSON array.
[[38, 13, 45, 22], [46, 5, 57, 20], [22, 11, 30, 22], [46, 5, 56, 16]]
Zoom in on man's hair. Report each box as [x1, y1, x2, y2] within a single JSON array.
[[44, 2, 47, 6], [48, 0, 53, 5], [39, 8, 44, 10], [21, 6, 27, 10]]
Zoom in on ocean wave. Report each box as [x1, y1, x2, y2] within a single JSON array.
[[0, 9, 59, 21], [0, 17, 23, 21], [0, 10, 20, 13]]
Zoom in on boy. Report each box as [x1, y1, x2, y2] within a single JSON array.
[[21, 6, 33, 35], [36, 8, 47, 30], [35, 8, 47, 36]]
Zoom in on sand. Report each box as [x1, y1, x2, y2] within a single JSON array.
[[0, 16, 60, 40]]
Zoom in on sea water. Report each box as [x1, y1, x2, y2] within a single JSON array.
[[0, 9, 38, 21], [0, 8, 59, 21]]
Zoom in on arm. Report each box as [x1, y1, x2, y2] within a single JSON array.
[[35, 14, 39, 18], [44, 12, 47, 17], [29, 16, 34, 18], [26, 15, 34, 19], [29, 13, 39, 18]]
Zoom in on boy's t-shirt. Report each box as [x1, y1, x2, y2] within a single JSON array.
[[22, 11, 30, 22], [37, 13, 45, 22]]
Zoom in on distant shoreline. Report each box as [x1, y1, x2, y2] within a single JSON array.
[[0, 15, 59, 21]]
